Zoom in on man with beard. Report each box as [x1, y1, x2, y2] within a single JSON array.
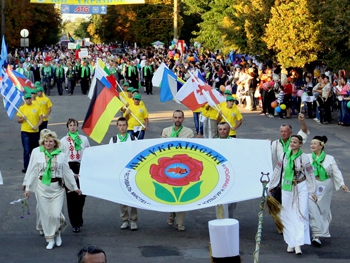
[[161, 110, 194, 231]]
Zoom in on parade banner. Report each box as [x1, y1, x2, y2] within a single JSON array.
[[68, 43, 76, 49], [78, 50, 89, 58], [61, 5, 107, 14], [79, 138, 273, 212], [30, 0, 145, 5]]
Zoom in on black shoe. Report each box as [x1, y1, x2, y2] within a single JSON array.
[[72, 227, 80, 233], [22, 169, 27, 173]]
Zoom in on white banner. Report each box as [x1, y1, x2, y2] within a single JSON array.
[[68, 43, 76, 50], [302, 95, 315, 102], [78, 50, 89, 58], [79, 138, 273, 212]]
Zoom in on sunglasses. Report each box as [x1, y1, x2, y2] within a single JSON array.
[[25, 98, 32, 100]]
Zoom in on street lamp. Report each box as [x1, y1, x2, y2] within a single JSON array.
[[20, 29, 29, 49]]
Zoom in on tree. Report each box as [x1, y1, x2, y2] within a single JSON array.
[[0, 0, 61, 48], [188, 0, 229, 50], [74, 19, 90, 39], [264, 0, 321, 68], [309, 0, 350, 70], [87, 15, 103, 43], [221, 0, 275, 59], [98, 0, 183, 46]]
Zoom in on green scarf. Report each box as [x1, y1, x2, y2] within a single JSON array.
[[56, 68, 63, 78], [40, 146, 61, 186], [110, 67, 117, 74], [118, 133, 129, 142], [280, 138, 290, 153], [170, 126, 183, 138], [68, 69, 72, 79], [81, 66, 88, 78], [44, 66, 51, 76], [128, 66, 136, 77], [282, 149, 302, 191], [68, 131, 82, 151], [144, 66, 152, 76], [219, 136, 230, 139], [312, 151, 329, 181]]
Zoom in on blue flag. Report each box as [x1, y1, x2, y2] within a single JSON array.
[[0, 69, 23, 119], [159, 68, 184, 102], [0, 35, 8, 68]]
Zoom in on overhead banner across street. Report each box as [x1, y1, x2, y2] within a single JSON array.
[[31, 0, 145, 5], [61, 5, 107, 14], [79, 138, 273, 212]]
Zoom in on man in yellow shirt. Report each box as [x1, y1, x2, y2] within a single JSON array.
[[216, 95, 243, 138], [17, 93, 43, 173], [119, 82, 130, 105], [36, 85, 53, 131], [124, 94, 149, 140], [202, 104, 219, 138]]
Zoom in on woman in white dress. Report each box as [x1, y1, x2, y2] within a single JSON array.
[[308, 135, 349, 246], [269, 135, 317, 255], [24, 130, 82, 249]]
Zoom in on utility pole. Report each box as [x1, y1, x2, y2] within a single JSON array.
[[1, 0, 5, 37], [173, 0, 178, 40]]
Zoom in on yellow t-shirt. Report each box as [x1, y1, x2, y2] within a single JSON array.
[[216, 104, 243, 136], [36, 96, 53, 121], [122, 94, 144, 107], [202, 104, 218, 120], [17, 103, 43, 132], [119, 92, 129, 104], [126, 103, 148, 130]]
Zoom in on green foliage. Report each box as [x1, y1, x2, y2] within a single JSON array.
[[0, 0, 61, 48], [309, 0, 350, 70], [264, 0, 321, 68], [221, 0, 274, 59], [189, 0, 230, 51], [74, 20, 91, 39]]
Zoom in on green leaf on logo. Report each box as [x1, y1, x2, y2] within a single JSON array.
[[153, 182, 176, 203], [180, 181, 203, 202], [173, 187, 183, 201]]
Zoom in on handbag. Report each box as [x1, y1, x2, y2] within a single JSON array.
[[254, 88, 260, 98], [270, 152, 286, 204]]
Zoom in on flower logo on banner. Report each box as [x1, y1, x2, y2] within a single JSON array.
[[122, 140, 234, 206], [150, 154, 203, 203]]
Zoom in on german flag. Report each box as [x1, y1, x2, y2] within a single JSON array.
[[82, 79, 124, 143]]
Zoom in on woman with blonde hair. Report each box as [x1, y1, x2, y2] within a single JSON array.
[[23, 130, 81, 250]]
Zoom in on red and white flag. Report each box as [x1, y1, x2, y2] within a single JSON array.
[[177, 40, 185, 54], [175, 75, 225, 111]]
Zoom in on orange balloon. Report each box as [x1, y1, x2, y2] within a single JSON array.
[[220, 85, 225, 92], [271, 101, 278, 108]]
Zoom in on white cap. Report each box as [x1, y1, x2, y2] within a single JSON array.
[[208, 219, 239, 258]]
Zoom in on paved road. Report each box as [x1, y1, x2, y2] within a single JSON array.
[[0, 85, 349, 263]]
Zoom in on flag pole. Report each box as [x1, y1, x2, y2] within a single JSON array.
[[116, 80, 127, 98], [118, 95, 146, 129], [1, 94, 35, 128], [188, 72, 234, 129]]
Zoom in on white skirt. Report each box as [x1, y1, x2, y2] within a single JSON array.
[[281, 181, 311, 247], [37, 180, 67, 242], [309, 178, 333, 237]]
